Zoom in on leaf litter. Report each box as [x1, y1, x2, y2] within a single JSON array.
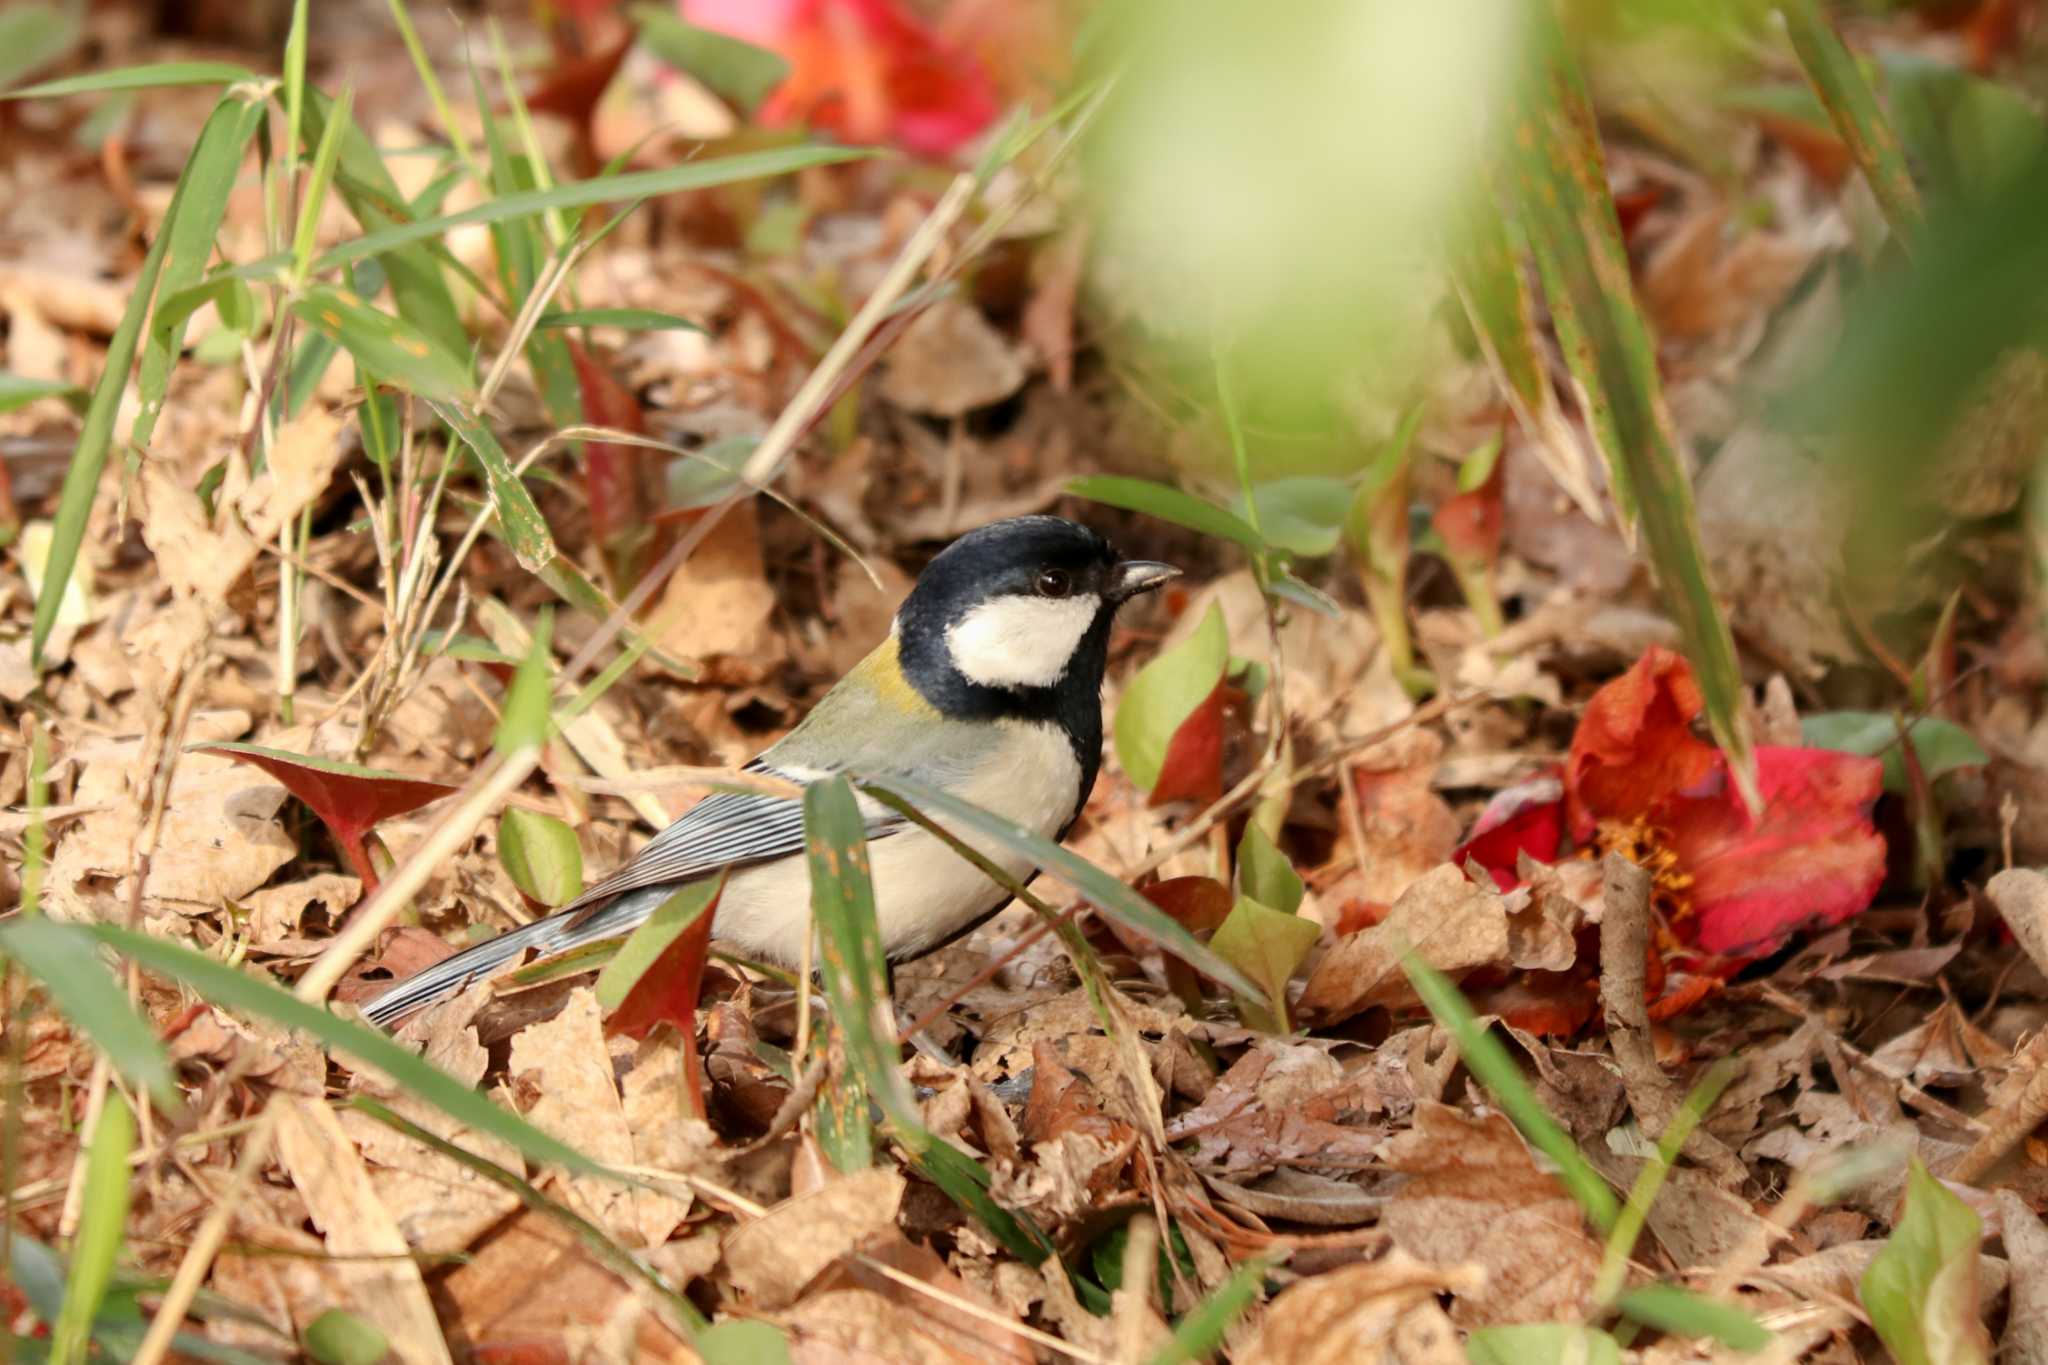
[[4, 2, 2048, 1362]]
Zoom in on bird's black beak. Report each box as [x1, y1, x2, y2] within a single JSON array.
[[1109, 559, 1180, 602]]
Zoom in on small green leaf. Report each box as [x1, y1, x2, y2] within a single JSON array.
[[1465, 1325, 1624, 1365], [1114, 602, 1229, 792], [537, 307, 706, 333], [1860, 1159, 1992, 1365], [595, 875, 723, 1009], [1801, 711, 1988, 793], [1, 60, 255, 100], [1210, 897, 1319, 1031], [498, 807, 584, 907], [0, 5, 81, 95], [495, 609, 555, 754], [1224, 477, 1351, 557], [303, 1309, 389, 1365], [630, 3, 790, 113], [0, 918, 179, 1112], [1068, 475, 1266, 551], [696, 1319, 795, 1365], [47, 1093, 132, 1365], [1615, 1283, 1772, 1351], [1236, 821, 1303, 916], [291, 285, 473, 401]]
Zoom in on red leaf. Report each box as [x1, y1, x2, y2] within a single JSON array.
[[1140, 876, 1233, 932], [198, 743, 456, 890], [526, 33, 633, 127], [1149, 680, 1227, 807], [1663, 745, 1887, 956], [606, 883, 726, 1117], [566, 340, 655, 554], [1563, 645, 1720, 840], [1430, 460, 1504, 570]]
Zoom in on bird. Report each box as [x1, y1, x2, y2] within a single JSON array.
[[361, 516, 1178, 1028]]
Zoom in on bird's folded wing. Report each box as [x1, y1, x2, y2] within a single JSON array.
[[559, 765, 904, 923]]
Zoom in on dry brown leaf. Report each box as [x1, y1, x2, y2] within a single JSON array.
[[878, 296, 1028, 417], [1334, 729, 1460, 907], [1380, 1103, 1602, 1325], [655, 498, 787, 682], [1164, 1041, 1389, 1178], [1992, 869, 2048, 984], [793, 1233, 1038, 1365], [1240, 1249, 1480, 1365], [432, 1208, 698, 1362], [275, 1096, 454, 1365], [723, 1166, 906, 1309], [505, 987, 687, 1248], [1299, 865, 1512, 1026], [1998, 1190, 2048, 1364], [242, 872, 361, 944]]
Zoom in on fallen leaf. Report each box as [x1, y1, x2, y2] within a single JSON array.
[[1240, 1248, 1480, 1365], [878, 297, 1027, 417], [1299, 865, 1512, 1026], [723, 1166, 906, 1309]]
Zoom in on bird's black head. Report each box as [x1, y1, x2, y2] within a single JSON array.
[[894, 517, 1177, 744]]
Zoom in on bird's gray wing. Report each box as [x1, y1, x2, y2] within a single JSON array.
[[556, 759, 904, 923]]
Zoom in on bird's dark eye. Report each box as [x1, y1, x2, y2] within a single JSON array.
[[1035, 568, 1073, 598]]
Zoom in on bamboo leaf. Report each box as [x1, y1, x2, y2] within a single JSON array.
[[434, 401, 558, 572], [292, 286, 474, 400], [1506, 3, 1760, 813]]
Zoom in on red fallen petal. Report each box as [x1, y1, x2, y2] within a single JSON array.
[[1646, 972, 1722, 1022], [1149, 680, 1227, 807], [1431, 461, 1504, 568], [1662, 746, 1887, 957], [1565, 646, 1719, 839], [1468, 971, 1600, 1038], [1454, 774, 1566, 890]]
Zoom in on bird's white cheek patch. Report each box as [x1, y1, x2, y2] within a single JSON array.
[[944, 594, 1100, 689]]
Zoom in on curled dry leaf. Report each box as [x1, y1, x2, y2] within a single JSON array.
[[1990, 868, 2048, 983], [1379, 1103, 1603, 1325], [1240, 1248, 1480, 1365], [793, 1232, 1037, 1365], [723, 1166, 907, 1309], [878, 296, 1028, 417], [1300, 864, 1528, 1026]]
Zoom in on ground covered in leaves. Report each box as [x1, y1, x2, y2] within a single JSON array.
[[8, 0, 2048, 1362]]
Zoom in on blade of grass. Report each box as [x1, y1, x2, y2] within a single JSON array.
[[1614, 1283, 1772, 1351], [382, 0, 480, 175], [0, 919, 179, 1113], [1142, 1255, 1270, 1365], [537, 307, 704, 332], [1402, 949, 1619, 1233], [300, 89, 470, 367], [1067, 475, 1266, 552], [1593, 1058, 1742, 1304], [291, 284, 475, 400], [1507, 3, 1760, 814], [431, 400, 555, 572], [0, 61, 255, 100], [76, 922, 614, 1178], [1778, 0, 1922, 247], [855, 772, 1265, 1000], [289, 84, 353, 282], [46, 1093, 131, 1365], [298, 144, 877, 277], [31, 91, 259, 665], [0, 372, 82, 413], [804, 776, 1055, 1263]]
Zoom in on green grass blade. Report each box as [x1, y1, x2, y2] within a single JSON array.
[[629, 3, 790, 114], [290, 84, 353, 281], [1067, 475, 1266, 552], [1402, 950, 1619, 1233], [1779, 0, 1922, 246], [0, 919, 180, 1113], [1507, 3, 1759, 813], [300, 88, 470, 366], [46, 1094, 132, 1365], [537, 307, 705, 333], [0, 6, 81, 95], [1143, 1255, 1269, 1365], [80, 923, 614, 1178], [1594, 1058, 1741, 1304], [292, 285, 475, 400], [31, 90, 256, 666], [382, 0, 477, 173], [1615, 1283, 1772, 1351], [1, 61, 255, 100], [306, 144, 877, 275], [131, 93, 268, 454], [0, 373, 82, 414], [804, 776, 916, 1126], [431, 401, 557, 571], [856, 771, 1265, 1000]]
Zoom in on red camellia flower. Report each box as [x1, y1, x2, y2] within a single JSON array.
[[681, 0, 1001, 158], [1458, 647, 1887, 1028]]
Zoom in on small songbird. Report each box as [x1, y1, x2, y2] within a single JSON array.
[[363, 516, 1177, 1027]]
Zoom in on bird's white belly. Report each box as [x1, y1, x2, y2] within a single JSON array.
[[709, 720, 1082, 963]]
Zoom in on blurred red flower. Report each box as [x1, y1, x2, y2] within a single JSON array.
[[1458, 646, 1887, 1029], [682, 0, 1000, 158]]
